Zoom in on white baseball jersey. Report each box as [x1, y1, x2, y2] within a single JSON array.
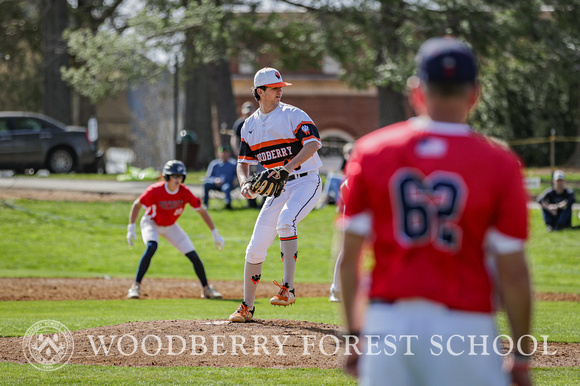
[[238, 102, 323, 174]]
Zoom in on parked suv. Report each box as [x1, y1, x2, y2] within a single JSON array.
[[0, 112, 104, 174]]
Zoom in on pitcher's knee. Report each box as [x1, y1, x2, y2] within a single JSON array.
[[277, 225, 296, 239], [245, 245, 267, 264]]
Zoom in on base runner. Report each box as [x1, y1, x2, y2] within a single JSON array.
[[126, 160, 224, 300]]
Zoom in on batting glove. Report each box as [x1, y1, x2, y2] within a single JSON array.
[[127, 224, 137, 247], [211, 228, 225, 250]]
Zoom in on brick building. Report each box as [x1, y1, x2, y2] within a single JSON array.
[[94, 64, 380, 173]]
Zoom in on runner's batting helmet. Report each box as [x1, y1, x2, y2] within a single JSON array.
[[162, 160, 187, 182]]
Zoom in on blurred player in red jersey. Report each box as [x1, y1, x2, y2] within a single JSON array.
[[126, 160, 225, 300], [340, 37, 532, 386]]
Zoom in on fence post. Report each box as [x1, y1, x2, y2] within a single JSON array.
[[550, 129, 556, 169]]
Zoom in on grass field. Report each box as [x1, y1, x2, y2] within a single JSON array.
[[1, 192, 579, 384]]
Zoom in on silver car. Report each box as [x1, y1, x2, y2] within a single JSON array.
[[0, 111, 104, 174]]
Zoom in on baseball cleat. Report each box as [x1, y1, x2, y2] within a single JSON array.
[[201, 284, 222, 299], [270, 280, 296, 306], [229, 302, 254, 322], [329, 288, 341, 303], [127, 283, 140, 299]]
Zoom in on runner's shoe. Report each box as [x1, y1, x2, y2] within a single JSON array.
[[201, 285, 222, 299], [270, 280, 296, 306], [329, 287, 341, 303], [229, 302, 255, 322], [127, 283, 140, 299]]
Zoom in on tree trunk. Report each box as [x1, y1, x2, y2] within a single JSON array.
[[78, 95, 97, 126], [42, 0, 71, 124], [208, 58, 238, 148], [377, 85, 406, 127], [184, 63, 214, 169], [566, 81, 580, 167], [374, 1, 406, 128]]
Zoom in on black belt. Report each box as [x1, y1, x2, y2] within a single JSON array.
[[287, 172, 308, 181]]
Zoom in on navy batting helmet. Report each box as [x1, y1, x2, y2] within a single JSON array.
[[162, 160, 187, 182]]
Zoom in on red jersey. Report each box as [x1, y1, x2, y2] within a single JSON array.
[[343, 118, 528, 313], [138, 181, 201, 226]]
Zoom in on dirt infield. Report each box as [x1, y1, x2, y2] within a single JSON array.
[[0, 277, 332, 301], [0, 188, 136, 202], [1, 277, 578, 303]]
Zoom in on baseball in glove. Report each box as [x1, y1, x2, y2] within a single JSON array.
[[246, 166, 289, 197]]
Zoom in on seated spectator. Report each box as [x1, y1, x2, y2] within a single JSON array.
[[203, 146, 237, 209], [537, 170, 576, 231], [317, 142, 353, 209]]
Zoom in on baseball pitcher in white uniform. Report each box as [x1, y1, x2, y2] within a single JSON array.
[[229, 67, 323, 323]]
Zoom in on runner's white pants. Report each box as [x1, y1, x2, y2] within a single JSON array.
[[140, 216, 195, 255]]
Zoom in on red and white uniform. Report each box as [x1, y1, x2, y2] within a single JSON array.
[[138, 182, 202, 254], [343, 117, 529, 386], [239, 102, 323, 263]]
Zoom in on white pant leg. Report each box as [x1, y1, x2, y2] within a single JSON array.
[[245, 173, 321, 263], [140, 216, 159, 244], [360, 300, 509, 386], [140, 216, 194, 255], [245, 197, 284, 264], [330, 249, 343, 292], [160, 222, 195, 255], [276, 173, 321, 237]]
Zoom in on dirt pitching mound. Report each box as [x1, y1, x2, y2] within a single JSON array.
[[1, 319, 345, 368], [1, 319, 579, 369]]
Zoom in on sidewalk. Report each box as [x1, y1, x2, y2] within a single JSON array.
[[0, 176, 577, 209], [0, 176, 246, 200]]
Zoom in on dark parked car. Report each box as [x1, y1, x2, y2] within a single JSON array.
[[0, 112, 104, 174]]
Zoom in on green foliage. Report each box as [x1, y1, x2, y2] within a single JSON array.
[[61, 0, 326, 103], [309, 0, 580, 164], [0, 0, 43, 111], [2, 1, 580, 166], [115, 165, 160, 181], [62, 29, 164, 102]]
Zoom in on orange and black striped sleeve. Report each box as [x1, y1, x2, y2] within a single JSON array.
[[294, 121, 321, 146]]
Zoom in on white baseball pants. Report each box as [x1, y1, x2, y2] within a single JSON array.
[[245, 172, 321, 264]]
